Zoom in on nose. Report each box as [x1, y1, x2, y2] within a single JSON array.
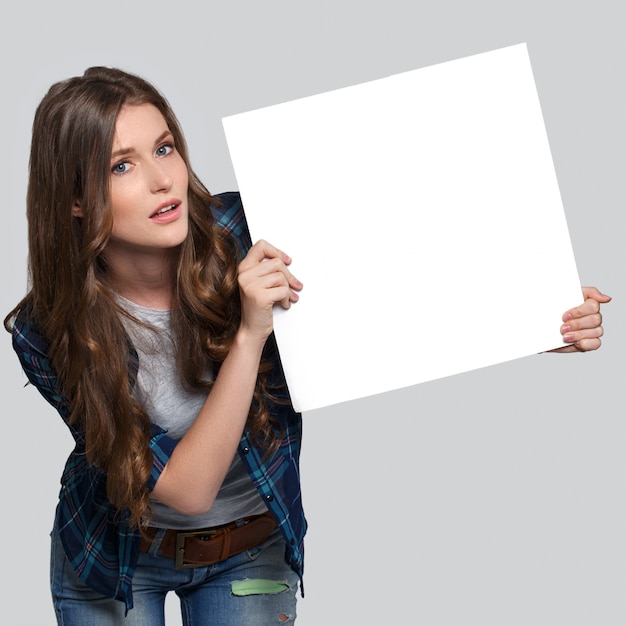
[[149, 160, 173, 193]]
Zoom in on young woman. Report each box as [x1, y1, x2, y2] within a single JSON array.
[[5, 66, 610, 625]]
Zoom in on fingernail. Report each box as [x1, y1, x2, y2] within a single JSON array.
[[563, 333, 574, 342], [561, 324, 571, 334], [563, 312, 573, 322]]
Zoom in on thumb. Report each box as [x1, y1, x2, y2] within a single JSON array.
[[581, 286, 612, 303]]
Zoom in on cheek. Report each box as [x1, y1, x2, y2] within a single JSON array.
[[173, 155, 189, 188], [108, 185, 137, 228]]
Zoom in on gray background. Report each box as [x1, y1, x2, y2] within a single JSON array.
[[1, 1, 622, 624]]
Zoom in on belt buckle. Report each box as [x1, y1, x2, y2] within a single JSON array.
[[175, 529, 217, 569]]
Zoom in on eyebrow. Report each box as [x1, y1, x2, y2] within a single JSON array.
[[110, 130, 173, 160]]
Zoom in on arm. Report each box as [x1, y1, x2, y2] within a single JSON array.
[[11, 312, 72, 421], [551, 286, 612, 354], [150, 240, 302, 516]]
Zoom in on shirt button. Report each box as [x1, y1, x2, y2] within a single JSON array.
[[241, 446, 250, 455], [265, 494, 274, 502]]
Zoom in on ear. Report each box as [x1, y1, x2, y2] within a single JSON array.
[[72, 201, 84, 218]]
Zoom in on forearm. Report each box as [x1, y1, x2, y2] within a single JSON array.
[[151, 330, 265, 515]]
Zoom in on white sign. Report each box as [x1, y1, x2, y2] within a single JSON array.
[[223, 44, 582, 412]]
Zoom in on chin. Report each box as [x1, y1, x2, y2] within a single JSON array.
[[168, 223, 190, 247]]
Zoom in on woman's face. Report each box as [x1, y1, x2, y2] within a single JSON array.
[[105, 103, 190, 262]]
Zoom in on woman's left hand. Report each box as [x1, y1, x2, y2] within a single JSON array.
[[551, 286, 612, 353]]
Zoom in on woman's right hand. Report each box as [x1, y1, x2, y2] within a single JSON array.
[[237, 239, 302, 343]]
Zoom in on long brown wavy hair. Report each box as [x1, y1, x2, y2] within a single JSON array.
[[5, 67, 281, 529]]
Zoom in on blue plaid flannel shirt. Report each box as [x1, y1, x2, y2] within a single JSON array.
[[11, 192, 306, 611]]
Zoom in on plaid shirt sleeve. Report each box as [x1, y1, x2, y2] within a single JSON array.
[[11, 311, 180, 490], [211, 192, 307, 585], [10, 310, 181, 610], [12, 315, 71, 419], [211, 190, 253, 256], [10, 313, 140, 609]]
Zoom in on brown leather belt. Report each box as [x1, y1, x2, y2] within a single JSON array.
[[140, 511, 277, 569]]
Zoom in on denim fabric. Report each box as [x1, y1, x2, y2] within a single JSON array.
[[51, 525, 299, 625]]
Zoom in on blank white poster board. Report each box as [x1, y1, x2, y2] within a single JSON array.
[[222, 44, 582, 413]]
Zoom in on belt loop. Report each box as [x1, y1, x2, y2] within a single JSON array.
[[219, 527, 232, 562], [146, 527, 167, 557]]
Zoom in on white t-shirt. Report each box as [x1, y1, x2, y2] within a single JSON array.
[[117, 295, 267, 529]]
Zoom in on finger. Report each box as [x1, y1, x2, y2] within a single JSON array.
[[572, 336, 603, 352], [260, 281, 300, 311], [275, 286, 300, 310], [581, 286, 612, 303], [238, 269, 302, 307], [553, 335, 602, 353], [239, 241, 303, 294], [563, 297, 601, 322], [561, 311, 602, 334], [254, 267, 301, 309], [241, 269, 300, 309], [562, 324, 604, 345], [240, 239, 292, 270], [269, 274, 301, 309], [244, 257, 303, 291]]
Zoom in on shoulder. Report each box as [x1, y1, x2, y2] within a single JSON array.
[[210, 191, 252, 255], [10, 303, 50, 362], [9, 304, 71, 414]]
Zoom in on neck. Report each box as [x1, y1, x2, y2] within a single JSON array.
[[104, 247, 177, 310]]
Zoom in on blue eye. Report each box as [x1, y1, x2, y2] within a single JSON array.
[[156, 143, 174, 157], [112, 161, 130, 174]]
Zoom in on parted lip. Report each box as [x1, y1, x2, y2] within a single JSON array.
[[150, 198, 181, 218]]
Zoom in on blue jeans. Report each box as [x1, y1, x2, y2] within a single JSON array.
[[50, 526, 299, 625]]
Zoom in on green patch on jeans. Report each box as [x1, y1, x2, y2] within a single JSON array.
[[231, 579, 289, 597]]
